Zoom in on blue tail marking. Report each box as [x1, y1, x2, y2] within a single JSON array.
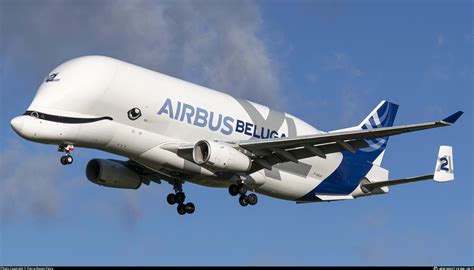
[[357, 101, 399, 162], [298, 101, 399, 199], [442, 111, 463, 124]]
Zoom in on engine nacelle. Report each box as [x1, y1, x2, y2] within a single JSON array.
[[86, 159, 142, 189], [192, 140, 251, 172]]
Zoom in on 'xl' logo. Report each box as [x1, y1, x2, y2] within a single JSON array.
[[45, 72, 60, 82]]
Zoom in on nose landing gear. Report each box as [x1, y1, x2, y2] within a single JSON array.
[[60, 155, 74, 165], [229, 183, 258, 207], [58, 144, 74, 165]]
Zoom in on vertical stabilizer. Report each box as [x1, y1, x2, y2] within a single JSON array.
[[355, 100, 399, 163]]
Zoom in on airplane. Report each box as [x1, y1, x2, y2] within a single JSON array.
[[10, 55, 463, 215]]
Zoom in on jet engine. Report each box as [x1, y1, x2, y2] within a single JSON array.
[[192, 140, 251, 172], [86, 159, 142, 189]]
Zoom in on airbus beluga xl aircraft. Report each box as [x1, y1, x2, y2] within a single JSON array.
[[10, 56, 463, 215]]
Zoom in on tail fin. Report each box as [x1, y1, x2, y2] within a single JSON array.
[[355, 100, 399, 164], [358, 100, 399, 130], [434, 145, 454, 182]]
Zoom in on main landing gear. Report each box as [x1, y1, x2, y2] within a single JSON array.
[[58, 144, 74, 165], [166, 183, 195, 215], [228, 183, 258, 207]]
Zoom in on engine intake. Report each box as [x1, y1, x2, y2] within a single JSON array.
[[192, 140, 251, 172], [86, 159, 141, 189]]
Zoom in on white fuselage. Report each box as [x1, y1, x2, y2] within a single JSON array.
[[12, 56, 384, 201]]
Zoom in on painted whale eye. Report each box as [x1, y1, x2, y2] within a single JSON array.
[[127, 108, 142, 120]]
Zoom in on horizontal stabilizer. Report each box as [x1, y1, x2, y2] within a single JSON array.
[[362, 145, 455, 189], [362, 174, 434, 190]]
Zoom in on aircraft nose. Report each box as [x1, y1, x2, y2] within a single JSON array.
[[10, 116, 24, 134]]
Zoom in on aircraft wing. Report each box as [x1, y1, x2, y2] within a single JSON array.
[[177, 111, 462, 173], [236, 111, 463, 172]]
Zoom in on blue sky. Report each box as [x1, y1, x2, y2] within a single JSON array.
[[0, 0, 472, 266]]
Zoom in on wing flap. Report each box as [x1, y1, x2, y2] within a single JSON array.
[[295, 194, 354, 203], [248, 139, 369, 173], [317, 194, 354, 201]]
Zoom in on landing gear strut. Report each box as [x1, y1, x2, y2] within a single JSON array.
[[58, 144, 74, 165], [229, 183, 258, 207], [166, 183, 195, 215]]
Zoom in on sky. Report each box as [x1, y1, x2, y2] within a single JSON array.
[[0, 0, 473, 266]]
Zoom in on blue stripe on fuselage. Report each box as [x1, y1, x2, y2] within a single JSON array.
[[298, 152, 373, 201]]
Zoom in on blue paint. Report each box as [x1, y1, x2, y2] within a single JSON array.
[[299, 152, 374, 200], [443, 111, 464, 124], [439, 157, 449, 171], [358, 101, 399, 163], [299, 101, 399, 200]]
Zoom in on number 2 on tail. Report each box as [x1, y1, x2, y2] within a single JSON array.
[[439, 157, 449, 172]]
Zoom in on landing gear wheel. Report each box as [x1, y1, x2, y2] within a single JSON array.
[[60, 156, 67, 165], [239, 195, 249, 207], [167, 193, 176, 205], [237, 183, 247, 195], [246, 193, 258, 205], [177, 204, 186, 215], [228, 184, 239, 196], [175, 192, 186, 204], [60, 155, 73, 165], [185, 202, 195, 214]]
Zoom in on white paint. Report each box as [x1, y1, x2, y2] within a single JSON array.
[[10, 56, 457, 204]]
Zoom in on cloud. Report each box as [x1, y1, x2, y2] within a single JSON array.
[[338, 87, 370, 126], [2, 0, 283, 108], [313, 51, 369, 128], [1, 0, 283, 226], [0, 142, 63, 222], [324, 52, 363, 78], [425, 51, 455, 81]]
